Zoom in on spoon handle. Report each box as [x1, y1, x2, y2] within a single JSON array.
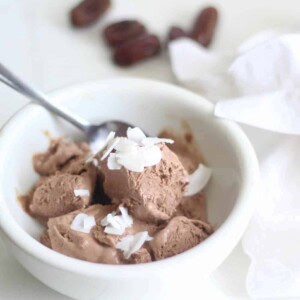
[[0, 62, 90, 132]]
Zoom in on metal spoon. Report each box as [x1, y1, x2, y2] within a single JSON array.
[[0, 62, 132, 152]]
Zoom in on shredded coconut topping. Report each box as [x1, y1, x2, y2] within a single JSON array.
[[141, 137, 174, 146], [105, 131, 116, 145], [70, 213, 96, 234], [127, 127, 147, 143], [90, 131, 116, 154], [100, 127, 174, 172], [85, 153, 99, 167], [92, 158, 99, 167], [101, 207, 133, 235], [101, 137, 121, 160], [74, 189, 90, 197], [184, 164, 212, 196], [116, 231, 153, 259], [85, 153, 94, 163], [107, 153, 122, 170]]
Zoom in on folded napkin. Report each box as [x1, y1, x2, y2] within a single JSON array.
[[216, 33, 300, 135], [169, 38, 234, 101], [169, 33, 300, 298], [244, 134, 300, 298], [170, 33, 300, 135]]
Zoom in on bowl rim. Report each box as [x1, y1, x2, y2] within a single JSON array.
[[0, 78, 259, 278]]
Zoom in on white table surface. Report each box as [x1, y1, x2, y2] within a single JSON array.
[[0, 0, 299, 299]]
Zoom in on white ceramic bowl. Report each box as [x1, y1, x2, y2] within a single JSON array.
[[0, 79, 259, 300]]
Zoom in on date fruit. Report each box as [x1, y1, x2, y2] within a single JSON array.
[[190, 6, 218, 47], [104, 20, 146, 47], [113, 34, 161, 66], [168, 26, 188, 42], [71, 0, 111, 27]]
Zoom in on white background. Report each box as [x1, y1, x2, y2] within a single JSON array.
[[0, 0, 299, 299]]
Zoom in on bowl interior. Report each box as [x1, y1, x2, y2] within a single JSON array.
[[0, 79, 241, 242]]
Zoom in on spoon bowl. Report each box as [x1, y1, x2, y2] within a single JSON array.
[[87, 120, 134, 152]]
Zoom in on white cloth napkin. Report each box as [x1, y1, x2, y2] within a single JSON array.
[[169, 38, 234, 101], [216, 34, 300, 134], [244, 134, 300, 298], [169, 33, 300, 298]]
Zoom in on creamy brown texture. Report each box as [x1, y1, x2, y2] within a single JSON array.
[[100, 144, 188, 223], [29, 138, 97, 219], [40, 230, 52, 248], [47, 205, 121, 264], [93, 209, 160, 248], [30, 172, 95, 219], [150, 216, 213, 260], [159, 130, 203, 173], [25, 131, 212, 264], [127, 248, 152, 264], [176, 193, 207, 222], [33, 138, 90, 176]]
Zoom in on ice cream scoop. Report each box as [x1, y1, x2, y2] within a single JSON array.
[[46, 205, 121, 264], [30, 172, 95, 219], [150, 216, 213, 260], [100, 144, 189, 223], [33, 138, 90, 176]]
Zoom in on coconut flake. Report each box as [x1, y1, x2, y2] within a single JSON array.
[[113, 144, 162, 172], [119, 206, 133, 227], [83, 215, 96, 231], [101, 137, 120, 160], [184, 164, 212, 196], [107, 153, 122, 170], [74, 189, 90, 197], [70, 213, 96, 234], [115, 149, 145, 172], [114, 138, 138, 152], [127, 127, 147, 143], [85, 153, 99, 167], [101, 207, 133, 236], [141, 137, 174, 146], [139, 145, 162, 167], [85, 153, 94, 163], [116, 231, 153, 259], [104, 127, 174, 172], [101, 211, 116, 226], [104, 226, 124, 235], [90, 131, 116, 154], [106, 131, 116, 143], [92, 158, 99, 167]]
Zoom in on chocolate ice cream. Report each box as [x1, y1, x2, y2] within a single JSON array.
[[176, 192, 207, 222], [28, 138, 97, 219], [40, 230, 51, 248], [159, 130, 203, 173], [92, 208, 159, 247], [127, 248, 152, 264], [30, 172, 95, 219], [46, 205, 121, 264], [150, 216, 213, 260], [23, 128, 213, 264], [33, 138, 90, 176], [100, 144, 188, 223]]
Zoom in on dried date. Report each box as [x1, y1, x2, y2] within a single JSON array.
[[190, 6, 218, 47], [113, 34, 161, 66], [70, 0, 111, 27], [104, 20, 146, 47]]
